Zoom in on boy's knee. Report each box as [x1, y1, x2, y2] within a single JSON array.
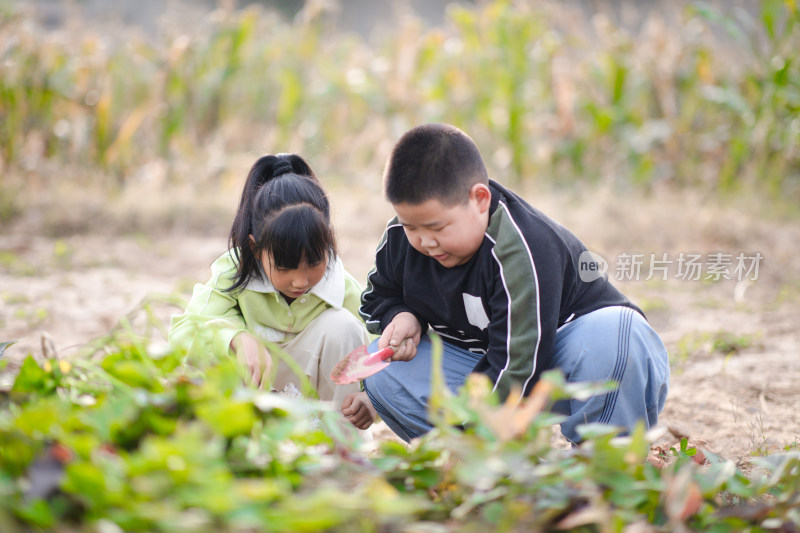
[[363, 367, 390, 399], [362, 363, 412, 412], [622, 315, 670, 418], [627, 316, 669, 380]]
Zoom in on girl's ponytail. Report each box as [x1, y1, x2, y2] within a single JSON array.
[[230, 155, 317, 247], [226, 154, 334, 293], [272, 159, 293, 177]]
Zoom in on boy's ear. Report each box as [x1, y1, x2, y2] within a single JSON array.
[[470, 183, 492, 213], [248, 234, 257, 252]]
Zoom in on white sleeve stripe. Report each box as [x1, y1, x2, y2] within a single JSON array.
[[490, 248, 513, 393], [490, 202, 542, 405]]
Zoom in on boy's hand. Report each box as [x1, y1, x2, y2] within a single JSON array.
[[342, 391, 377, 429], [230, 332, 273, 388], [379, 311, 421, 362]]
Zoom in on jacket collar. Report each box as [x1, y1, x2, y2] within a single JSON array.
[[244, 256, 346, 309]]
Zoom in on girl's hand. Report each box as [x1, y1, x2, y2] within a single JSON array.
[[379, 312, 421, 362], [230, 332, 273, 388], [341, 391, 376, 429]]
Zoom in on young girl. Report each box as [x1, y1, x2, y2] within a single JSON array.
[[169, 154, 371, 408]]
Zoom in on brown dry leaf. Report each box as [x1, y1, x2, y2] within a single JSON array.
[[664, 468, 704, 523], [713, 502, 772, 522], [647, 447, 669, 469], [41, 332, 58, 359], [621, 521, 659, 533], [555, 503, 611, 530], [680, 482, 703, 521], [476, 380, 554, 442]]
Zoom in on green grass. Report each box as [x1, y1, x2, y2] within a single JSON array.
[[671, 329, 760, 366], [0, 306, 799, 531]]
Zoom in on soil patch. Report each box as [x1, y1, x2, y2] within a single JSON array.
[[2, 186, 798, 460]]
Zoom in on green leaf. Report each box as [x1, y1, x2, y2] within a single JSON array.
[[697, 460, 738, 494], [86, 396, 141, 444], [428, 333, 457, 427], [690, 2, 747, 42], [62, 461, 108, 508], [14, 398, 65, 437], [101, 359, 157, 390], [13, 499, 54, 528], [761, 0, 785, 40], [701, 85, 752, 117], [196, 398, 257, 438], [11, 356, 54, 395]]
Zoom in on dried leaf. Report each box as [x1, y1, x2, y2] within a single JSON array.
[[556, 503, 610, 529], [41, 333, 58, 360], [479, 380, 554, 441], [664, 468, 704, 522]]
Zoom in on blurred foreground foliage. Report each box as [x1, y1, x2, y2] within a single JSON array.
[[1, 306, 800, 532], [1, 0, 799, 205], [3, 3, 800, 529]]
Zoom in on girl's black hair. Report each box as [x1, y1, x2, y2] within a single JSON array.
[[226, 154, 337, 292]]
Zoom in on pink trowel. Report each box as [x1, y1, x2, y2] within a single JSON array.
[[330, 345, 395, 385]]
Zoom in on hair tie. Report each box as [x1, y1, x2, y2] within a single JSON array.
[[273, 160, 294, 177]]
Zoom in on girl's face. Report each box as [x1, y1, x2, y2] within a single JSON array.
[[260, 251, 327, 300]]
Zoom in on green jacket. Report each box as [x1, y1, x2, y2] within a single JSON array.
[[169, 251, 366, 356]]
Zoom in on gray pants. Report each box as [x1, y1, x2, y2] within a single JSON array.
[[274, 307, 370, 407]]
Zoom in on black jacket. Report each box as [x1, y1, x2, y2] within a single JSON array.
[[360, 180, 643, 399]]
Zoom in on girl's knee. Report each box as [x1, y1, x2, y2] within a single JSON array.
[[307, 308, 370, 343], [315, 307, 362, 330]]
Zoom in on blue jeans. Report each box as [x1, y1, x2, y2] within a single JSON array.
[[363, 306, 670, 443]]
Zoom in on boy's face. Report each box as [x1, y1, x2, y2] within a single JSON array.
[[394, 183, 491, 268]]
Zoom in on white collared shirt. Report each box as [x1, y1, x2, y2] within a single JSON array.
[[169, 251, 366, 354]]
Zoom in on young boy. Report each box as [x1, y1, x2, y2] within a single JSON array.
[[341, 123, 669, 443]]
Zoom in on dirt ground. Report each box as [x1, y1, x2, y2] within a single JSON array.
[[2, 184, 799, 462]]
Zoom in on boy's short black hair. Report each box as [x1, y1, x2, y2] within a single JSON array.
[[384, 123, 489, 206]]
